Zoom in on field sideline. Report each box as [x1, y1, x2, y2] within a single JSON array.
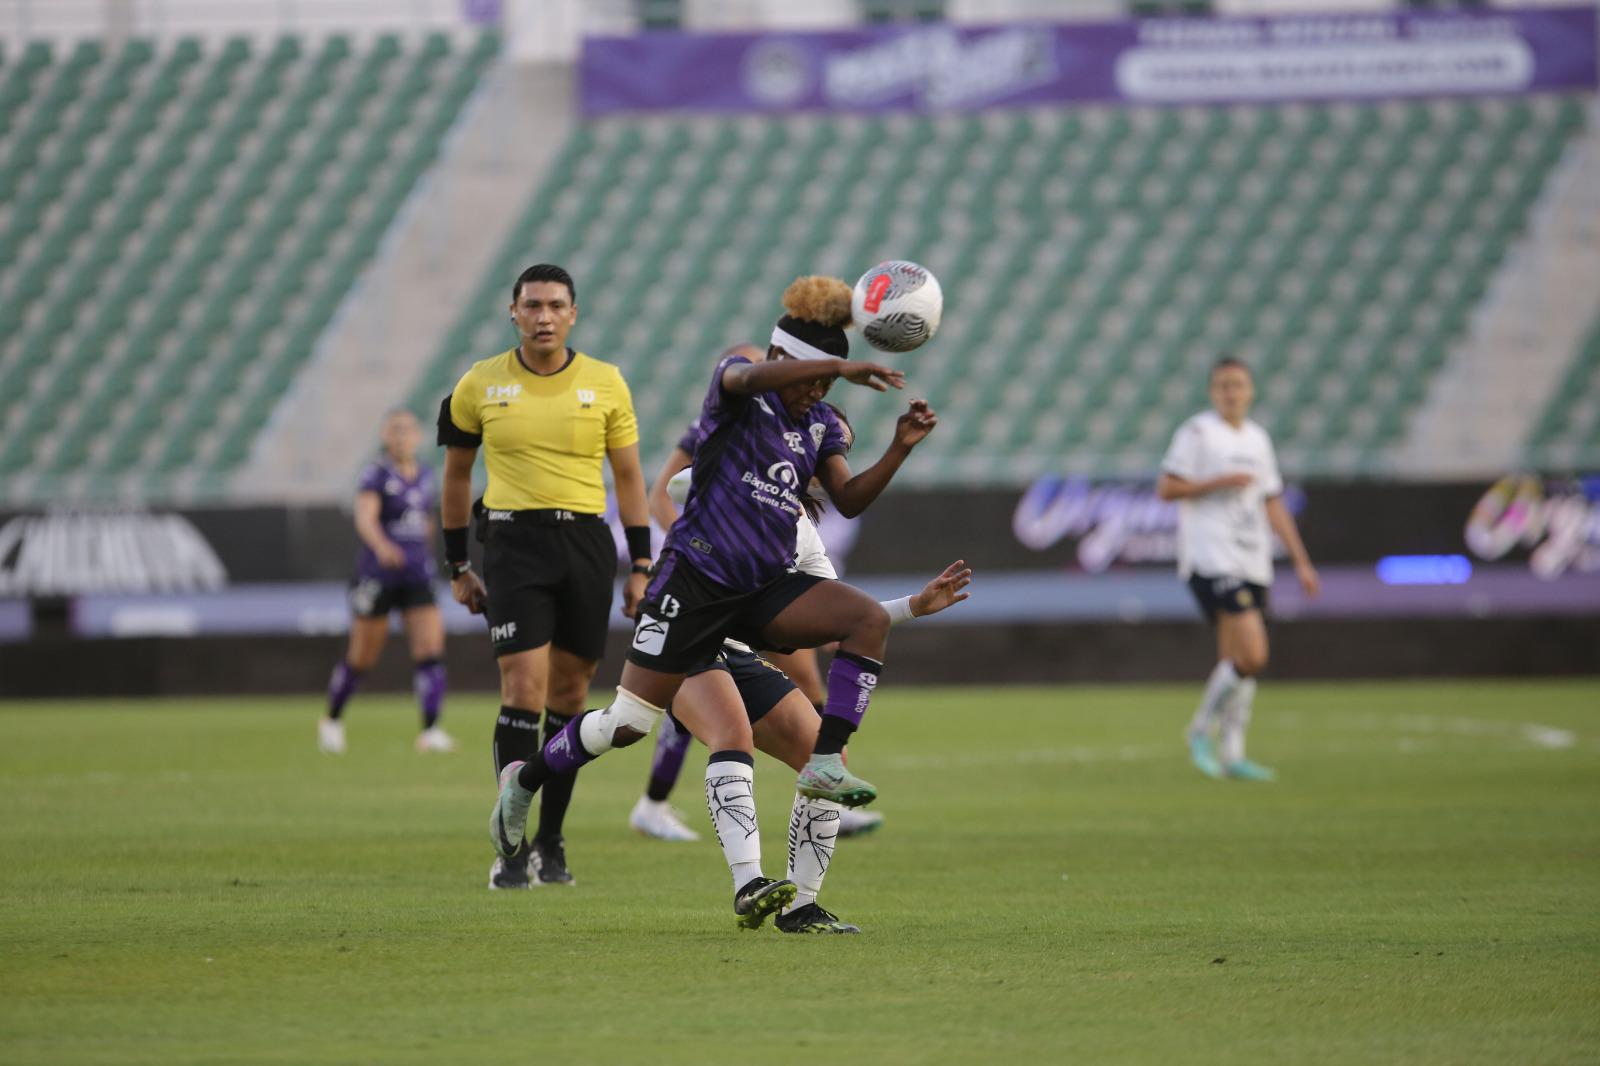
[[2, 681, 1597, 1064]]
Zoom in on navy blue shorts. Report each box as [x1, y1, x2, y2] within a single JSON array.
[[684, 645, 800, 725], [1187, 574, 1269, 623], [348, 577, 435, 619]]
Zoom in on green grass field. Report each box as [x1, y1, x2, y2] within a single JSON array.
[[2, 681, 1598, 1065]]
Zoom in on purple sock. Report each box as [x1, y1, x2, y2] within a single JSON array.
[[518, 712, 596, 791], [814, 652, 883, 756], [413, 658, 446, 730], [646, 714, 692, 802], [326, 661, 362, 720]]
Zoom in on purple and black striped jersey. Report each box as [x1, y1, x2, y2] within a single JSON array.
[[663, 355, 849, 592], [355, 461, 437, 585]]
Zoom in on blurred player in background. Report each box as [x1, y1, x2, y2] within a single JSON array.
[[437, 264, 653, 890], [491, 276, 937, 928], [1158, 358, 1319, 782], [319, 410, 453, 756], [632, 387, 883, 842]]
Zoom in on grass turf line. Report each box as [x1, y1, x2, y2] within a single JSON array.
[[1, 680, 1597, 1064]]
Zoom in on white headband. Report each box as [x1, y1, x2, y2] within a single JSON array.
[[770, 325, 835, 362]]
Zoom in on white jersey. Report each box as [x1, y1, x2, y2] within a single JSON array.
[[1160, 410, 1283, 587]]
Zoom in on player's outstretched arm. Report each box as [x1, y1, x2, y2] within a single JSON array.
[[722, 356, 904, 395], [907, 559, 973, 619], [816, 400, 938, 518]]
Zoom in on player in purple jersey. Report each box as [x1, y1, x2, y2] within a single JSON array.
[[319, 410, 452, 755], [491, 275, 938, 927], [632, 395, 882, 844]]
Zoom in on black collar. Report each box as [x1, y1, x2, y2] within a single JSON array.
[[515, 346, 576, 377]]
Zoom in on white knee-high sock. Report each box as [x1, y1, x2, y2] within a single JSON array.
[[705, 752, 761, 893], [1219, 678, 1257, 764], [786, 793, 842, 912], [1189, 660, 1240, 739]]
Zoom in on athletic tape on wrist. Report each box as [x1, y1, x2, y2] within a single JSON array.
[[882, 595, 915, 625]]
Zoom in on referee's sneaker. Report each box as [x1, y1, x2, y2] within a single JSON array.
[[437, 264, 653, 890]]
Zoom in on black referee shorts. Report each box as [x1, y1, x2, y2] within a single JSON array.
[[482, 510, 617, 660]]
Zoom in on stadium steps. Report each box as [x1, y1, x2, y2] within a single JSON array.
[[1398, 108, 1600, 478], [1525, 309, 1600, 472], [407, 95, 1588, 485], [0, 31, 500, 505]]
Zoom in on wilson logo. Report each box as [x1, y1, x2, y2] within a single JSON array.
[[576, 389, 596, 406], [863, 273, 892, 313]]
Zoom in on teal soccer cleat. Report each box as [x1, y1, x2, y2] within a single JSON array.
[[1225, 759, 1277, 782], [796, 753, 877, 807], [489, 761, 534, 859], [1188, 734, 1225, 779]]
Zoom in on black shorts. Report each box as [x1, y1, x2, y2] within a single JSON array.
[[685, 645, 800, 725], [1188, 573, 1269, 623], [349, 577, 435, 619], [483, 511, 617, 660], [627, 550, 825, 674]]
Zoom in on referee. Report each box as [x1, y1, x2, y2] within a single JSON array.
[[437, 263, 652, 890]]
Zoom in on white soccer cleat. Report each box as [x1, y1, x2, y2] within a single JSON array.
[[628, 796, 700, 841], [837, 807, 884, 838], [415, 727, 457, 754], [317, 717, 346, 755]]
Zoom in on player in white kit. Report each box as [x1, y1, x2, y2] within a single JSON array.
[[1157, 358, 1319, 781]]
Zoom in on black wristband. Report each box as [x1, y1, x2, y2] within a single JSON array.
[[443, 526, 469, 566], [631, 563, 652, 576], [624, 525, 651, 563]]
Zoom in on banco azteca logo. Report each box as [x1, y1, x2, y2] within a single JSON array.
[[767, 460, 799, 489]]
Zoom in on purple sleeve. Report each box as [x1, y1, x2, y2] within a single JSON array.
[[700, 355, 752, 430], [356, 463, 384, 494], [818, 406, 850, 460], [675, 420, 701, 459]]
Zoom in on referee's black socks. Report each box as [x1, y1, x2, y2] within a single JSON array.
[[535, 710, 579, 845]]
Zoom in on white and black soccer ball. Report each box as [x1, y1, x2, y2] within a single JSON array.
[[851, 260, 943, 353]]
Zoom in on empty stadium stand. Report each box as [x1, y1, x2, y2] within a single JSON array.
[[0, 30, 498, 501], [1526, 308, 1600, 471], [410, 95, 1590, 484]]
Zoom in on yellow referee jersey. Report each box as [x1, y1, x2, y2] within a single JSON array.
[[447, 349, 639, 513]]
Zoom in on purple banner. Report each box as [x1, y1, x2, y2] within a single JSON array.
[[581, 7, 1597, 115]]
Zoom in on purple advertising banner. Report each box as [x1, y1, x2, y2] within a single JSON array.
[[580, 7, 1597, 115]]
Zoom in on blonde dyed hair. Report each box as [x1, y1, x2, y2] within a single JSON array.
[[781, 276, 853, 329]]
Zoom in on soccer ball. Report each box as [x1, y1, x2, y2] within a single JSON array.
[[851, 260, 942, 353]]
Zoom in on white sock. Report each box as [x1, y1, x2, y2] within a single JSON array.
[[786, 793, 842, 912], [1219, 678, 1257, 764], [705, 755, 761, 893], [1189, 660, 1240, 739]]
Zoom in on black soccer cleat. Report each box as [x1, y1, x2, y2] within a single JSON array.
[[775, 902, 861, 934], [531, 837, 574, 886], [488, 851, 531, 891], [733, 877, 797, 930]]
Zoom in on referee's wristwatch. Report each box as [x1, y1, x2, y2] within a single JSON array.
[[630, 563, 652, 576], [449, 560, 473, 579]]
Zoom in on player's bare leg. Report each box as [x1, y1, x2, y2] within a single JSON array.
[[761, 582, 890, 806], [1216, 610, 1273, 781]]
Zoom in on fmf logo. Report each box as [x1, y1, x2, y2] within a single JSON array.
[[491, 621, 518, 643], [486, 384, 522, 400]]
